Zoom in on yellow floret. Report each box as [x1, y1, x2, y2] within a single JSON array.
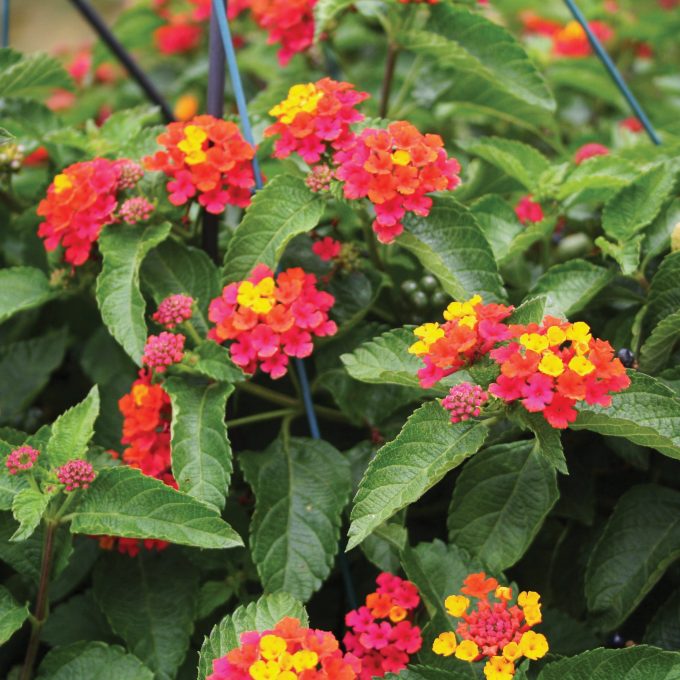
[[546, 325, 567, 346], [292, 650, 318, 672], [53, 173, 73, 194], [519, 631, 549, 660], [259, 635, 287, 661], [391, 149, 412, 166], [568, 355, 595, 376], [455, 639, 480, 661], [538, 352, 565, 377], [269, 83, 323, 124], [502, 641, 522, 662], [432, 632, 457, 657], [445, 595, 470, 617], [483, 655, 516, 680], [520, 333, 549, 354]]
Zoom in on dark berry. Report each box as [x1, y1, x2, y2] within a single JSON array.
[[420, 274, 438, 292], [401, 279, 418, 295], [616, 348, 635, 368], [432, 290, 448, 307], [411, 291, 428, 309], [608, 632, 625, 648]]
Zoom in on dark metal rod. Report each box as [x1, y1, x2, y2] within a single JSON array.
[[69, 0, 174, 123]]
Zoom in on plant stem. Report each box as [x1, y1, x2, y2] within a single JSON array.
[[362, 219, 384, 271], [226, 408, 299, 428], [388, 54, 423, 118], [236, 381, 298, 408], [379, 43, 399, 119], [182, 320, 204, 346], [20, 521, 57, 680]]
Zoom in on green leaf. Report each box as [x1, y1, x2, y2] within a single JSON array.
[[94, 553, 198, 679], [585, 484, 680, 631], [240, 436, 351, 602], [189, 342, 245, 383], [639, 310, 680, 374], [519, 411, 567, 474], [69, 466, 243, 550], [571, 371, 680, 461], [645, 251, 680, 331], [348, 402, 488, 550], [0, 329, 68, 424], [447, 441, 559, 572], [36, 641, 154, 680], [558, 154, 638, 202], [0, 267, 54, 325], [466, 137, 551, 191], [42, 591, 116, 647], [164, 376, 233, 512], [0, 585, 28, 644], [0, 440, 29, 510], [596, 235, 643, 276], [470, 195, 523, 263], [645, 590, 680, 651], [0, 49, 72, 98], [96, 222, 171, 364], [198, 593, 308, 680], [537, 645, 680, 680], [602, 164, 676, 242], [223, 175, 324, 283], [530, 260, 614, 317], [386, 667, 477, 680], [509, 295, 548, 325], [10, 488, 51, 542], [399, 5, 555, 132], [46, 386, 100, 468], [313, 0, 355, 41], [643, 198, 680, 265], [398, 196, 506, 303], [141, 239, 221, 333]]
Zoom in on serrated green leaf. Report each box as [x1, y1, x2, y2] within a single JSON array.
[[571, 371, 680, 461], [0, 329, 68, 424], [467, 137, 551, 191], [188, 342, 245, 383], [447, 441, 559, 571], [645, 251, 680, 331], [36, 641, 154, 680], [399, 5, 555, 132], [509, 296, 548, 325], [0, 585, 28, 644], [596, 235, 643, 276], [223, 175, 324, 283], [644, 590, 680, 651], [557, 155, 638, 201], [585, 484, 680, 631], [602, 164, 676, 242], [164, 376, 233, 512], [141, 239, 221, 333], [10, 488, 50, 542], [0, 49, 72, 98], [69, 466, 243, 550], [348, 402, 488, 550], [530, 260, 614, 317], [198, 593, 308, 680], [240, 436, 351, 602], [42, 591, 116, 648], [0, 511, 44, 579], [639, 310, 680, 374], [94, 553, 198, 679], [96, 222, 171, 364], [643, 198, 680, 265], [385, 666, 477, 680], [519, 411, 567, 474], [470, 195, 523, 263], [47, 386, 100, 468], [537, 645, 680, 680], [313, 0, 355, 41], [398, 196, 506, 303], [0, 267, 54, 325]]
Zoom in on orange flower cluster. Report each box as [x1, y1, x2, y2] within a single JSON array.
[[334, 121, 461, 243], [265, 79, 368, 164], [208, 617, 361, 680], [521, 12, 613, 58], [433, 573, 548, 680], [145, 114, 256, 214], [98, 372, 176, 557], [408, 295, 514, 389], [152, 0, 210, 54], [489, 318, 630, 429]]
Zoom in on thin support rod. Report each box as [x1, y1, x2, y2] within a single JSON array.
[[69, 0, 174, 123], [2, 0, 9, 48], [202, 7, 227, 262], [563, 0, 661, 145]]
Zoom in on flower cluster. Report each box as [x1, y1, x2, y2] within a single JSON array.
[[144, 115, 256, 214], [142, 332, 186, 374], [233, 0, 317, 66], [574, 143, 609, 165], [99, 373, 176, 556], [119, 197, 154, 224], [552, 20, 613, 57], [515, 195, 543, 225], [209, 264, 336, 379], [57, 459, 96, 492], [152, 0, 210, 54], [208, 616, 361, 680], [442, 383, 489, 424], [409, 295, 514, 389], [153, 294, 195, 329], [432, 572, 548, 680], [344, 573, 422, 679], [312, 236, 342, 262], [6, 446, 39, 474], [37, 158, 143, 266], [334, 121, 461, 243], [266, 79, 368, 164], [489, 318, 630, 428]]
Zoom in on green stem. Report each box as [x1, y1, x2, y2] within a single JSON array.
[[388, 54, 423, 118], [236, 381, 298, 408], [379, 44, 400, 119], [20, 521, 57, 680], [226, 408, 299, 428], [362, 219, 384, 271], [182, 320, 204, 346]]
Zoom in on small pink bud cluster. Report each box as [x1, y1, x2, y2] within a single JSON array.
[[442, 383, 488, 423], [142, 332, 186, 373], [117, 160, 145, 190], [119, 197, 154, 224], [152, 294, 194, 329], [57, 459, 96, 491], [6, 446, 39, 474], [305, 164, 334, 193]]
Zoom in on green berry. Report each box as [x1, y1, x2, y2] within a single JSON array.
[[411, 290, 428, 309], [420, 274, 438, 292], [432, 290, 448, 307], [401, 279, 418, 294]]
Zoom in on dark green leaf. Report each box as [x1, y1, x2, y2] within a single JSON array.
[[0, 267, 54, 325], [42, 591, 116, 648], [0, 584, 28, 644], [644, 590, 680, 651], [639, 310, 680, 374]]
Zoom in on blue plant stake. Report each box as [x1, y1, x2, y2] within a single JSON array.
[[2, 0, 10, 48], [563, 0, 661, 145]]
